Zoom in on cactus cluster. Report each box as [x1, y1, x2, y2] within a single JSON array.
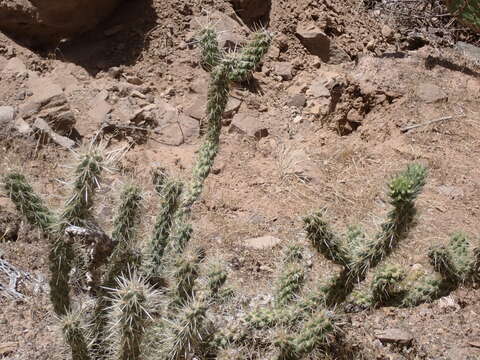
[[304, 164, 428, 306], [3, 24, 479, 360], [1, 26, 271, 360]]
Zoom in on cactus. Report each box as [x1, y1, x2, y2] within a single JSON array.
[[61, 310, 92, 360], [198, 27, 222, 70], [206, 264, 228, 298], [304, 214, 349, 266], [275, 264, 305, 306], [62, 152, 104, 228], [108, 272, 157, 360], [293, 311, 335, 356], [304, 164, 427, 306], [149, 179, 183, 277], [371, 264, 405, 304], [161, 298, 209, 360], [3, 173, 72, 315]]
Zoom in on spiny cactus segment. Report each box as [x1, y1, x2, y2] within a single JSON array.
[[108, 272, 158, 360], [61, 310, 92, 360], [62, 152, 104, 228]]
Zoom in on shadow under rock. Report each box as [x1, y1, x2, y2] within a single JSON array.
[[54, 0, 157, 76]]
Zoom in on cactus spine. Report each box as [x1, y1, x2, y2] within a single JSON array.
[[61, 311, 92, 360]]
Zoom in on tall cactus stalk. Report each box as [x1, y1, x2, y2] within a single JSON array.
[[93, 185, 143, 351], [108, 272, 157, 360], [61, 310, 92, 360], [62, 152, 104, 228], [3, 173, 72, 315]]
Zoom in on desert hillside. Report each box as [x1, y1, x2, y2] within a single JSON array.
[[0, 0, 479, 359]]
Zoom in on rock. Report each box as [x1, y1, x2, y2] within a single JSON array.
[[2, 57, 27, 75], [416, 83, 448, 103], [82, 90, 112, 135], [20, 75, 76, 134], [244, 235, 281, 249], [287, 94, 306, 108], [33, 118, 76, 149], [381, 25, 394, 40], [229, 0, 271, 25], [229, 113, 269, 139], [296, 24, 330, 62], [307, 80, 330, 98], [185, 97, 205, 121], [374, 328, 414, 345], [456, 41, 480, 62], [0, 106, 15, 126], [296, 23, 349, 64], [445, 347, 480, 360], [153, 99, 199, 146], [224, 96, 242, 118], [272, 61, 293, 81], [437, 185, 464, 199], [306, 98, 331, 117], [13, 117, 32, 134], [0, 342, 17, 356], [0, 0, 121, 46]]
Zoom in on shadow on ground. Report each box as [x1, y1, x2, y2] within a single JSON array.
[[51, 0, 157, 75]]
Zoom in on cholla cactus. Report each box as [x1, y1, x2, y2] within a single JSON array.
[[108, 272, 158, 360], [3, 173, 72, 315], [429, 232, 476, 283], [400, 274, 443, 307], [304, 215, 349, 266], [149, 179, 183, 277], [274, 329, 297, 360], [62, 152, 104, 228], [198, 27, 222, 70], [61, 310, 92, 360], [206, 264, 228, 297], [293, 311, 335, 356], [275, 264, 305, 306], [170, 250, 202, 305], [371, 264, 405, 303], [161, 298, 209, 360], [304, 164, 427, 306]]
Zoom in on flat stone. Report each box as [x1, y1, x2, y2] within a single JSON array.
[[296, 23, 330, 62], [185, 96, 205, 121], [244, 235, 281, 249], [446, 346, 480, 360], [153, 99, 199, 145], [456, 41, 480, 62], [375, 328, 414, 345], [287, 94, 306, 108], [0, 106, 15, 125], [33, 118, 76, 149], [2, 57, 26, 75], [416, 83, 448, 103], [229, 113, 269, 139], [13, 117, 32, 134], [28, 75, 64, 105], [307, 80, 330, 98], [272, 61, 293, 81]]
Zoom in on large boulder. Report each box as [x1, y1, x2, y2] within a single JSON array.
[[0, 0, 121, 46]]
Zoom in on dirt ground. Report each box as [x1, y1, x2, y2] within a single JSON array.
[[1, 0, 480, 359]]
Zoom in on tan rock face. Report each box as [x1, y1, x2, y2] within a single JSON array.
[[0, 0, 121, 45]]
